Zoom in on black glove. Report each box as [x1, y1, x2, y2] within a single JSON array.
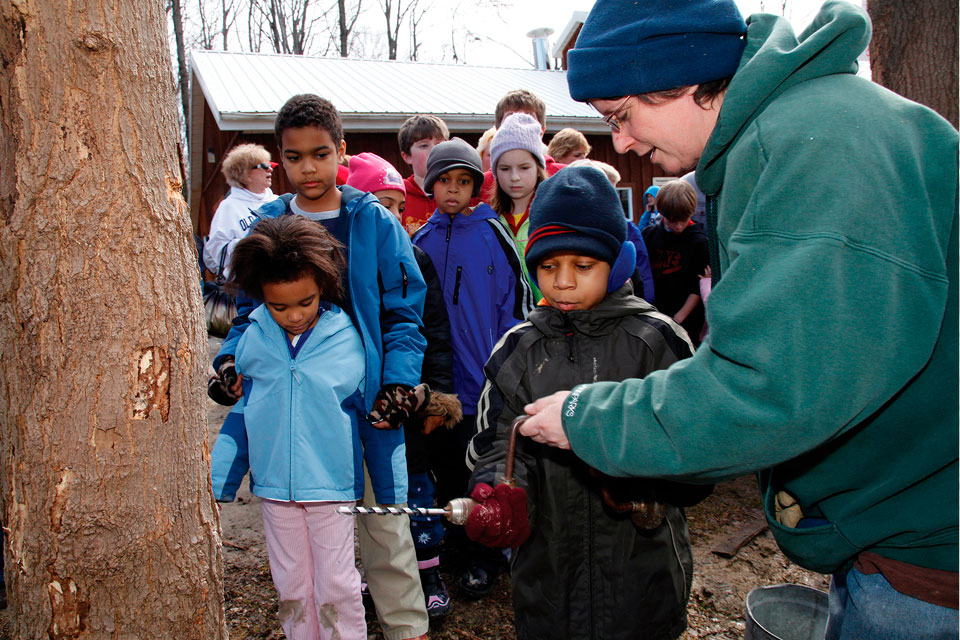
[[207, 358, 240, 406], [365, 383, 430, 430]]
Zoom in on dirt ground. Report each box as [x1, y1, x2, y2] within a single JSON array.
[[0, 336, 829, 638]]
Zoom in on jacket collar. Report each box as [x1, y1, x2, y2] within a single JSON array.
[[527, 283, 657, 338]]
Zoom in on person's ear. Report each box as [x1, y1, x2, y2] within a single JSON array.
[[337, 139, 347, 162]]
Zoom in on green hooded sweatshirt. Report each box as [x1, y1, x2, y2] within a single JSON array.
[[561, 1, 958, 575]]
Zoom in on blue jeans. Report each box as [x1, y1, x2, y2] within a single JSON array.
[[826, 566, 959, 640]]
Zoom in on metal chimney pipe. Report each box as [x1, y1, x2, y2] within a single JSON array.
[[526, 27, 555, 70]]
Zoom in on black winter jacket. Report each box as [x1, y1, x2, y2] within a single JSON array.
[[467, 286, 711, 640], [405, 245, 455, 474]]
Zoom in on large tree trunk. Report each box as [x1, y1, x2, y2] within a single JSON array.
[[0, 0, 227, 637], [867, 0, 959, 128]]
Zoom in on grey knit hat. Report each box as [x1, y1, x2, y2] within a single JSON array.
[[490, 113, 545, 172], [423, 137, 485, 197]]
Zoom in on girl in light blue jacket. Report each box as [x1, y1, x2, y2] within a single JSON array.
[[210, 215, 376, 640]]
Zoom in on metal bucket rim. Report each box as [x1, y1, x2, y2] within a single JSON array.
[[745, 583, 829, 640]]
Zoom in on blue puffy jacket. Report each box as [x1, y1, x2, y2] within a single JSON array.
[[413, 203, 534, 414], [210, 305, 404, 502], [212, 186, 425, 503], [215, 186, 427, 409]]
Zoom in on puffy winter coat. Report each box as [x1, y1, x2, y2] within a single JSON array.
[[468, 286, 710, 640]]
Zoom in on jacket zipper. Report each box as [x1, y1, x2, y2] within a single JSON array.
[[442, 219, 453, 291], [288, 359, 297, 501], [453, 266, 463, 305], [399, 262, 408, 298]]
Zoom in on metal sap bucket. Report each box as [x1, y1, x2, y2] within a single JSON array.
[[745, 584, 829, 640]]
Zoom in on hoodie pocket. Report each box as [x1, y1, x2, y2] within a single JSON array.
[[761, 474, 860, 574]]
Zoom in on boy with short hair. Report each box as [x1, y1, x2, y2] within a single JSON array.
[[412, 138, 534, 598], [642, 179, 709, 344], [398, 115, 450, 234], [464, 165, 708, 640], [481, 89, 567, 202], [211, 94, 432, 640]]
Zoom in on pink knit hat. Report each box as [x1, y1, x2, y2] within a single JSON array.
[[347, 152, 406, 195]]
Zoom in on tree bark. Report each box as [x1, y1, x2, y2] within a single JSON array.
[[0, 0, 227, 637], [867, 0, 959, 129]]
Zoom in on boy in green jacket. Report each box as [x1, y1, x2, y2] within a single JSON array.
[[520, 1, 959, 638]]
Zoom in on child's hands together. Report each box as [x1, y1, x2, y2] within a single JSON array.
[[465, 482, 530, 548]]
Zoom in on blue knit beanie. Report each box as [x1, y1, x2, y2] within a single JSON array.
[[567, 0, 748, 102], [525, 166, 627, 275]]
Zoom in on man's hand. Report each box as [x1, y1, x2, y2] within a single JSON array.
[[521, 391, 572, 450]]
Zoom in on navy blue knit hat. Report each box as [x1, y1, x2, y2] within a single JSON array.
[[525, 166, 627, 275], [567, 0, 748, 102], [424, 137, 485, 197]]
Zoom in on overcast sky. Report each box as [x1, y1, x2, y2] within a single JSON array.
[[410, 0, 855, 69]]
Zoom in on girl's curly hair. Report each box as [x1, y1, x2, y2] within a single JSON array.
[[229, 215, 345, 306]]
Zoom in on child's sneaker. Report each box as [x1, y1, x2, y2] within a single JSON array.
[[420, 567, 451, 618]]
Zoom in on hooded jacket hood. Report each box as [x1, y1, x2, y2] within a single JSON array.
[[697, 1, 870, 194]]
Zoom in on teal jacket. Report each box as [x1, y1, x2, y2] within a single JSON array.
[[561, 1, 958, 575]]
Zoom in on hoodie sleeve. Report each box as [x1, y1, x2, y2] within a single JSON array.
[[560, 116, 957, 484], [375, 204, 427, 388], [210, 401, 250, 502]]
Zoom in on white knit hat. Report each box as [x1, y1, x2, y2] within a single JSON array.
[[490, 113, 545, 171]]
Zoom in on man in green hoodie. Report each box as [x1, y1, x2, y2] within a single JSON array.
[[519, 1, 959, 637]]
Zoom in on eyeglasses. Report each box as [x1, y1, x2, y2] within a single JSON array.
[[254, 162, 273, 171], [597, 95, 632, 133]]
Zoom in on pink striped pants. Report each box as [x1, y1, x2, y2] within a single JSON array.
[[260, 499, 366, 640]]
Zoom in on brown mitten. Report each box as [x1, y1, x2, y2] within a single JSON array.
[[419, 391, 463, 434]]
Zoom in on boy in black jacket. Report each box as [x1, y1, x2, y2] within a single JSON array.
[[464, 166, 711, 640]]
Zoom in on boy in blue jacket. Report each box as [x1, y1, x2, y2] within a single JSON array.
[[209, 94, 431, 640], [412, 138, 534, 598]]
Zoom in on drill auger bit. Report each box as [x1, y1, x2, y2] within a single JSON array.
[[337, 498, 477, 525]]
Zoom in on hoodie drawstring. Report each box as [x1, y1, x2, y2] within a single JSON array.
[[706, 193, 722, 288]]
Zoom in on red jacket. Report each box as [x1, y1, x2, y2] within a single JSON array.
[[402, 175, 435, 236]]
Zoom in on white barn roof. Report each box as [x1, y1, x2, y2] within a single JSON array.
[[188, 50, 604, 135]]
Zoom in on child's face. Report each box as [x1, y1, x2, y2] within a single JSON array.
[[537, 252, 610, 312], [402, 137, 444, 179], [280, 126, 346, 213], [662, 216, 692, 233], [374, 189, 406, 220], [433, 169, 475, 215], [262, 274, 322, 338], [496, 150, 539, 207], [556, 147, 587, 165]]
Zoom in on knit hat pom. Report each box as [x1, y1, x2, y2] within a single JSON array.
[[525, 165, 627, 275], [566, 0, 747, 102], [490, 113, 545, 172], [347, 152, 405, 195]]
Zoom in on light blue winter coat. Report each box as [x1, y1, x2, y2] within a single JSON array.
[[210, 304, 407, 503]]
